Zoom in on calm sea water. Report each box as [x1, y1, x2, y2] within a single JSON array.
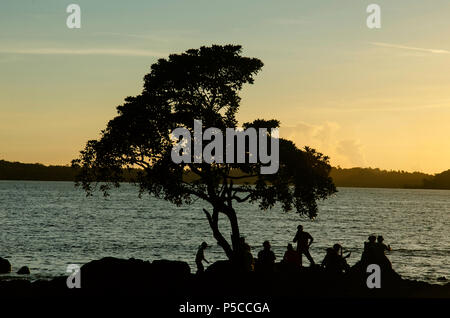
[[0, 181, 449, 284]]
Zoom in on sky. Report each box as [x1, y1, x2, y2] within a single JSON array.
[[1, 0, 450, 174]]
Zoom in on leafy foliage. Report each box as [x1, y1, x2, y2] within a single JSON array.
[[72, 45, 336, 258]]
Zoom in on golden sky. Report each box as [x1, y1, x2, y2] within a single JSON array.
[[1, 1, 450, 174]]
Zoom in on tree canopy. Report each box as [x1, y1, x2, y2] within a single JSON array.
[[72, 44, 336, 261]]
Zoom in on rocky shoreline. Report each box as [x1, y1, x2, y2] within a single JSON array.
[[0, 257, 449, 300]]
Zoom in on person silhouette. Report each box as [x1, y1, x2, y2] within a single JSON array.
[[321, 247, 339, 273], [195, 241, 209, 274], [283, 243, 301, 267], [242, 242, 254, 272], [332, 243, 350, 273], [293, 225, 315, 266], [377, 235, 391, 253], [235, 236, 254, 272], [257, 241, 276, 273], [376, 235, 392, 269], [333, 243, 351, 260], [361, 235, 377, 265]]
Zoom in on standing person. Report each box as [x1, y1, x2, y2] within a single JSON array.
[[293, 225, 315, 266], [195, 242, 209, 274]]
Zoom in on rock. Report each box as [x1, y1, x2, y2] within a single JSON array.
[[17, 266, 30, 275], [205, 260, 233, 275], [2, 257, 449, 299], [80, 257, 152, 289], [0, 279, 32, 298], [151, 259, 191, 278], [79, 257, 191, 295], [437, 276, 447, 282], [0, 257, 11, 274]]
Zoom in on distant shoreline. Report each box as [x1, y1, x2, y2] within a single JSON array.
[[1, 159, 450, 190], [2, 179, 450, 192]]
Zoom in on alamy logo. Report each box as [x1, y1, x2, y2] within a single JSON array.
[[66, 264, 81, 288], [366, 264, 381, 288], [170, 119, 279, 174], [366, 4, 381, 29], [66, 4, 81, 29]]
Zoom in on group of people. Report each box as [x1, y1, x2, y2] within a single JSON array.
[[195, 224, 392, 275], [360, 234, 392, 269]]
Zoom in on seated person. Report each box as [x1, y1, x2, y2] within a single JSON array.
[[376, 235, 392, 269], [361, 235, 377, 265], [256, 241, 276, 272], [321, 244, 350, 274], [282, 243, 301, 267]]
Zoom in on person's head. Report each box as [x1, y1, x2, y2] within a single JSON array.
[[287, 243, 293, 251], [377, 235, 384, 243], [201, 241, 208, 249], [333, 243, 342, 253], [326, 247, 334, 255], [263, 240, 271, 250], [368, 235, 376, 243], [297, 225, 303, 232]]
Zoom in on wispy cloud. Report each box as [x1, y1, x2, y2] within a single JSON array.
[[93, 31, 164, 41], [369, 42, 450, 54], [0, 47, 166, 57], [319, 101, 450, 113], [280, 122, 366, 167], [270, 18, 309, 26], [92, 30, 198, 43]]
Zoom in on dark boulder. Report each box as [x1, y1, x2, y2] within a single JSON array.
[[0, 279, 32, 298], [151, 259, 190, 279], [0, 257, 11, 274], [17, 266, 30, 275], [80, 257, 152, 290], [79, 257, 191, 295], [204, 260, 234, 276]]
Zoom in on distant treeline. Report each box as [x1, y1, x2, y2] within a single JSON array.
[[330, 167, 450, 190], [0, 160, 76, 181], [1, 160, 450, 190]]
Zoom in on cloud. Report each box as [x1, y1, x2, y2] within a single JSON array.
[[280, 122, 366, 168], [0, 47, 166, 57], [92, 32, 167, 41], [336, 139, 365, 167], [280, 121, 341, 151], [369, 42, 450, 54], [270, 18, 309, 26], [92, 31, 196, 43]]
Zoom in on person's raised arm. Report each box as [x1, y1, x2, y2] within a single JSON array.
[[308, 234, 314, 247]]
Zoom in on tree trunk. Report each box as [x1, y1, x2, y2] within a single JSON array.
[[223, 206, 241, 253], [203, 208, 234, 259]]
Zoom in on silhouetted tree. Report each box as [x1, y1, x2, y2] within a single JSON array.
[[72, 45, 336, 262]]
